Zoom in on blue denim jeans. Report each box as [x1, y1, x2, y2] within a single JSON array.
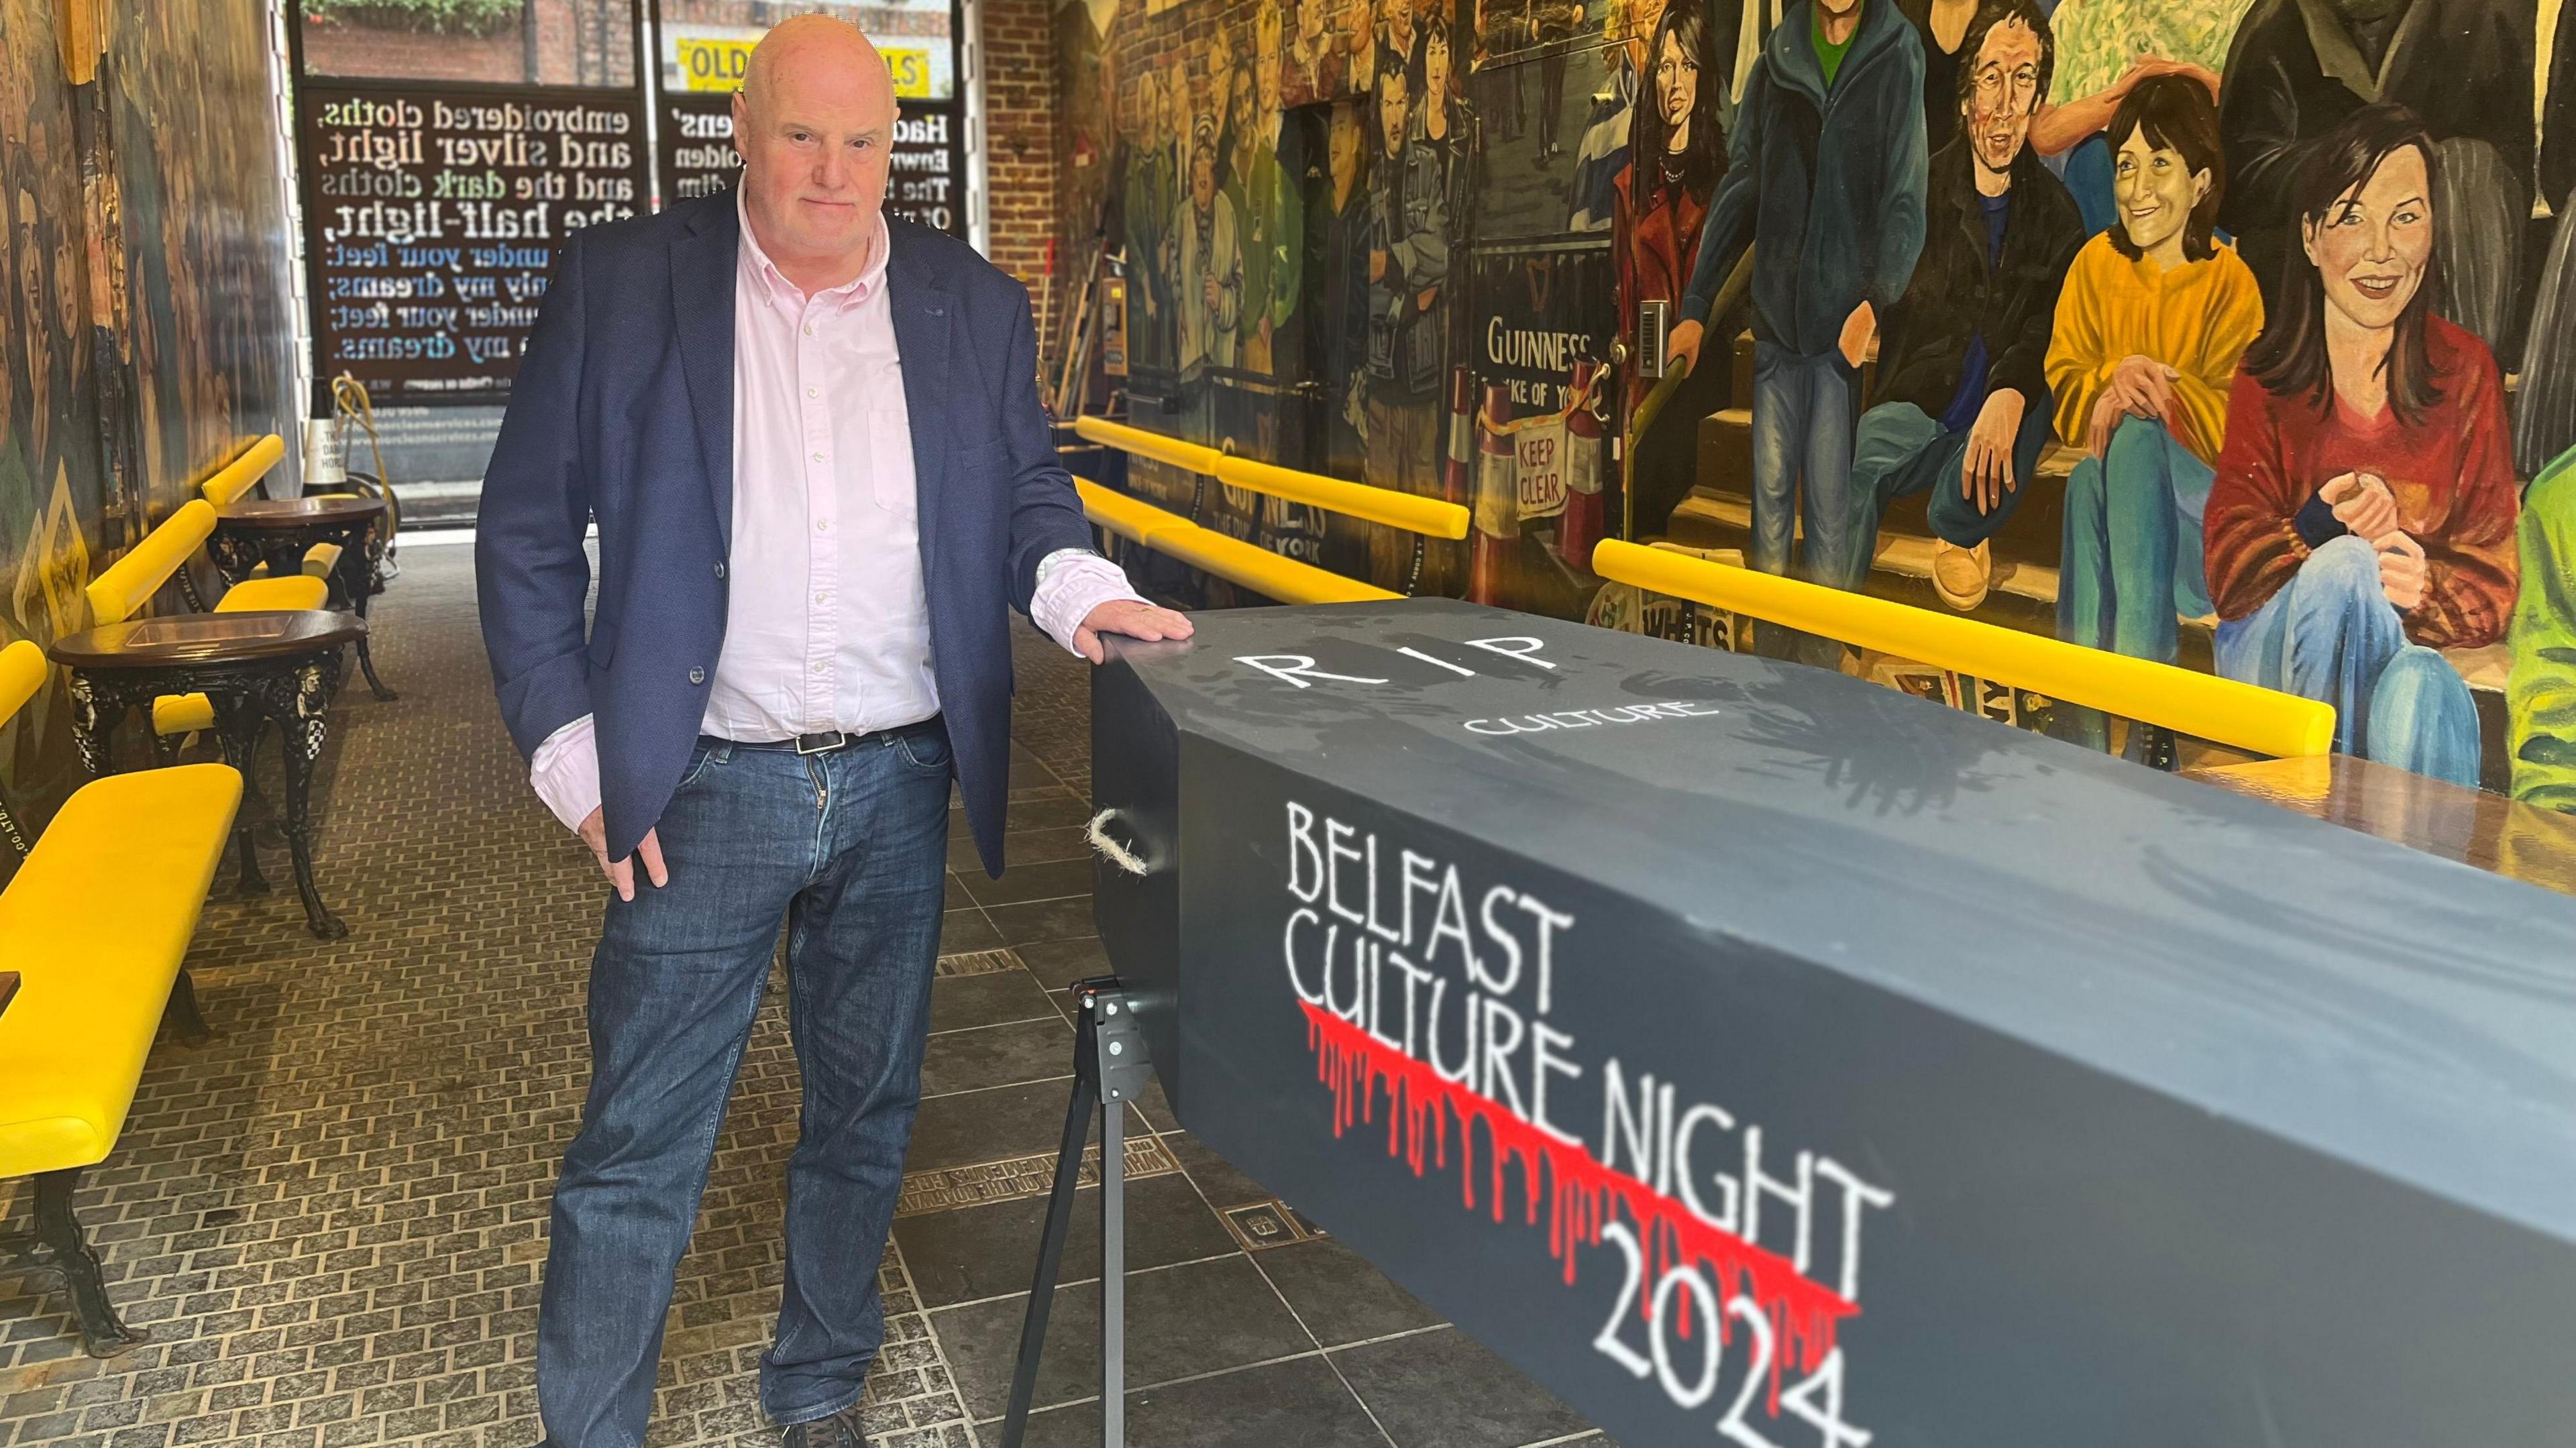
[[1840, 389, 2057, 592], [2215, 535, 2482, 785], [1750, 342, 1859, 582], [536, 722, 955, 1447], [1751, 343, 1858, 663], [2059, 414, 2216, 666]]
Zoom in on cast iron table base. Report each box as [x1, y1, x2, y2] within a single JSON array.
[[51, 611, 364, 938], [210, 495, 396, 702]]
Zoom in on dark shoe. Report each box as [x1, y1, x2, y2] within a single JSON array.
[[2123, 721, 2179, 772], [782, 1404, 870, 1448]]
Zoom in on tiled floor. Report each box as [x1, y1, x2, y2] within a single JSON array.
[[0, 541, 1607, 1447]]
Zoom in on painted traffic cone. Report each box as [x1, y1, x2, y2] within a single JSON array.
[[1471, 382, 1515, 605], [1560, 361, 1605, 567], [1444, 365, 1475, 508]]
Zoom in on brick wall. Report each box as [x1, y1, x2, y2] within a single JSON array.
[[302, 2, 630, 87], [979, 0, 1061, 355], [300, 15, 526, 83], [529, 0, 637, 87]]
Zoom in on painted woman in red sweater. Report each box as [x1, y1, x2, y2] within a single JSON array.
[[2202, 105, 2518, 786], [1613, 0, 1727, 536]]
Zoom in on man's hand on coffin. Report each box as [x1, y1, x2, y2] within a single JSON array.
[[1075, 599, 1195, 663]]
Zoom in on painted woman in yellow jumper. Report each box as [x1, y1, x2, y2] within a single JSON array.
[[2043, 72, 2262, 763]]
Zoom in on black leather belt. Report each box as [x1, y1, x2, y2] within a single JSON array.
[[704, 719, 938, 756]]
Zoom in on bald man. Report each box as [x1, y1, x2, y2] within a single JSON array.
[[475, 19, 1190, 1447]]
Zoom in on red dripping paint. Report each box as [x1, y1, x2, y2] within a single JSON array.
[[1303, 1001, 1856, 1400]]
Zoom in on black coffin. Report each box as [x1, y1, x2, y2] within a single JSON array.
[[1085, 598, 2576, 1447]]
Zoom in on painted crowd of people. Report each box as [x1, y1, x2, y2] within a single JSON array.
[[1634, 0, 2570, 797], [1089, 0, 2576, 805], [1118, 0, 1482, 586]]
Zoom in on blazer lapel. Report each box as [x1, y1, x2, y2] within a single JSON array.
[[886, 223, 957, 593], [672, 199, 741, 551]]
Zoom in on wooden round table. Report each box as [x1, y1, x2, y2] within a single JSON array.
[[50, 610, 367, 938], [210, 495, 396, 702]]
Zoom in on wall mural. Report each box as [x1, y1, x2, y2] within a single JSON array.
[[1059, 0, 2576, 810], [1, 0, 110, 819], [115, 0, 303, 513], [0, 0, 300, 841]]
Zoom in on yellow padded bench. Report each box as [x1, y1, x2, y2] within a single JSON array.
[[212, 576, 328, 612], [284, 494, 370, 581], [196, 433, 285, 508], [0, 639, 241, 1357], [87, 500, 330, 624], [87, 498, 330, 742]]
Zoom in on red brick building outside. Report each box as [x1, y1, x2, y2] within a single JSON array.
[[979, 0, 1062, 359], [300, 0, 633, 85]]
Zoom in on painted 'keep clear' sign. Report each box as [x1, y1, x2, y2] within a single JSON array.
[[1517, 416, 1569, 521]]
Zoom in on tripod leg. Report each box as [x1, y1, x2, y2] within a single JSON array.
[[1102, 1088, 1127, 1448], [999, 1042, 1100, 1447]]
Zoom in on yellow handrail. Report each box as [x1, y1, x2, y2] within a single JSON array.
[[1076, 478, 1190, 546], [1072, 414, 1468, 539], [89, 500, 218, 625], [1216, 454, 1469, 539], [1592, 539, 2335, 759], [199, 433, 286, 508], [1073, 415, 1225, 475], [1073, 480, 1399, 605], [0, 638, 45, 726], [1150, 526, 1401, 604]]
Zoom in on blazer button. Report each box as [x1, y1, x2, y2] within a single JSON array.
[[689, 667, 706, 685], [714, 561, 727, 579]]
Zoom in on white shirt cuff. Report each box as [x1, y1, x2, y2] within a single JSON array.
[[1031, 548, 1148, 656], [529, 714, 603, 834]]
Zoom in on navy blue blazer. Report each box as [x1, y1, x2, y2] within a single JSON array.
[[474, 190, 1095, 875]]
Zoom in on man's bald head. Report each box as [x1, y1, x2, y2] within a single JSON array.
[[741, 14, 892, 126], [731, 13, 898, 290]]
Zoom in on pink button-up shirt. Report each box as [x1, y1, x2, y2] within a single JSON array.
[[527, 198, 1143, 832]]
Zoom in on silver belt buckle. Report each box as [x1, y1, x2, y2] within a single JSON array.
[[795, 730, 849, 755]]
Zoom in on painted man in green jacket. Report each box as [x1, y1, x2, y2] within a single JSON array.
[[1226, 6, 1305, 376], [2512, 449, 2576, 814]]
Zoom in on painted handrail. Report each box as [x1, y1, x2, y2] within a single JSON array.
[[1073, 414, 1468, 539], [1592, 538, 2335, 759], [198, 433, 286, 508], [1073, 480, 1399, 605], [1626, 248, 1754, 455]]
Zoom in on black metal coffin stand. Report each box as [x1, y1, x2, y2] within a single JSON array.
[[997, 978, 1151, 1448]]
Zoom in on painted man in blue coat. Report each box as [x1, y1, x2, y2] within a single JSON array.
[[1662, 0, 1927, 661], [474, 17, 1189, 1446]]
